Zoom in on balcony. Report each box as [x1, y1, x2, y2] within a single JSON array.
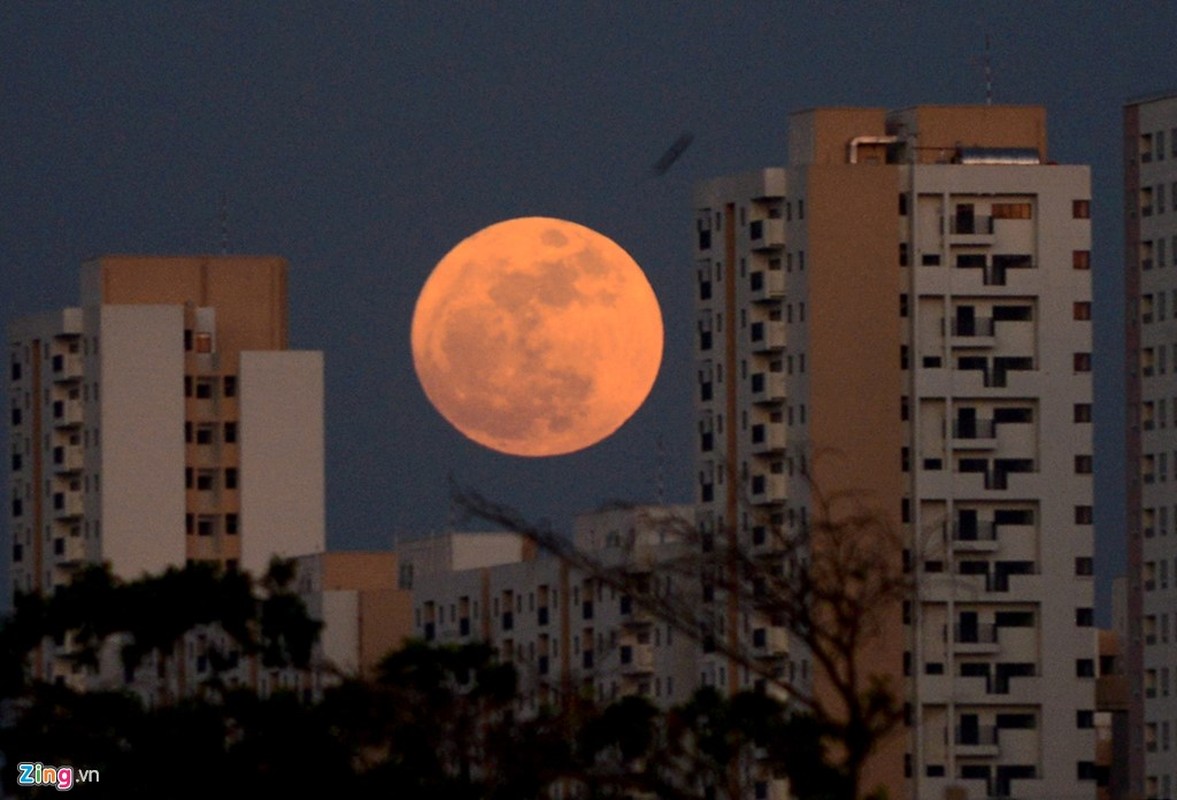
[[52, 491, 83, 518], [749, 218, 785, 250], [952, 418, 996, 445], [749, 321, 786, 353], [954, 725, 999, 757], [619, 643, 654, 674], [620, 596, 652, 627], [51, 353, 82, 381], [750, 372, 786, 405], [749, 423, 785, 454], [951, 520, 998, 551], [749, 269, 785, 303], [953, 622, 999, 653], [749, 473, 786, 506], [984, 462, 1037, 491], [56, 535, 87, 564], [52, 445, 83, 473], [949, 316, 995, 343], [751, 626, 788, 656], [948, 216, 995, 236], [51, 399, 83, 427]]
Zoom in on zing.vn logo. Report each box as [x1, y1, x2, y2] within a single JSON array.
[[16, 762, 100, 791]]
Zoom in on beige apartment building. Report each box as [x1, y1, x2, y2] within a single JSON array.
[[401, 505, 699, 713], [1126, 91, 1177, 800], [8, 255, 325, 686], [694, 106, 1096, 800]]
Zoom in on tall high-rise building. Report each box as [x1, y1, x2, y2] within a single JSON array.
[[694, 106, 1095, 800], [1126, 91, 1177, 800], [8, 255, 324, 615]]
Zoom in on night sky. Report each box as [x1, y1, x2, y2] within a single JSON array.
[[3, 3, 1175, 618]]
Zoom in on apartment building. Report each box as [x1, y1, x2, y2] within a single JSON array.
[[1126, 91, 1177, 800], [7, 255, 325, 686], [293, 551, 414, 680], [402, 505, 697, 713], [693, 106, 1095, 800]]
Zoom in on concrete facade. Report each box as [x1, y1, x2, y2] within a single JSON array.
[[7, 255, 326, 686], [694, 106, 1095, 800], [402, 506, 698, 713], [1126, 92, 1177, 800]]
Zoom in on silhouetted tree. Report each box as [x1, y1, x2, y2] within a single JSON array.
[[450, 477, 911, 800]]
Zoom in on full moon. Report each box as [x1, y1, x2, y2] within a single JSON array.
[[411, 217, 663, 457]]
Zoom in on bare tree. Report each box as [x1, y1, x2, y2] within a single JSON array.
[[450, 475, 912, 800]]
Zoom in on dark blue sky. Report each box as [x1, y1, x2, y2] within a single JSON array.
[[3, 2, 1174, 617]]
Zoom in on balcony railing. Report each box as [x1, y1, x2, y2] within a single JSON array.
[[955, 725, 999, 746], [953, 520, 997, 542], [953, 419, 997, 439], [947, 216, 995, 235], [953, 622, 998, 644], [951, 317, 996, 337]]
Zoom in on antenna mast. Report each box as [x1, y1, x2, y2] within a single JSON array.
[[218, 191, 229, 254], [655, 434, 665, 506], [984, 33, 993, 106]]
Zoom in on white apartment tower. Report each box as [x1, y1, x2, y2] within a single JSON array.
[[8, 256, 325, 652], [694, 106, 1095, 800], [1126, 91, 1177, 800]]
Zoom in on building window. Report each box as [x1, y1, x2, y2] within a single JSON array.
[[1075, 556, 1094, 576], [1076, 710, 1095, 728], [1076, 658, 1095, 676], [1075, 608, 1094, 628], [185, 514, 194, 535], [184, 376, 193, 397], [1073, 199, 1091, 219], [1073, 250, 1091, 270], [196, 470, 214, 491], [184, 330, 193, 351], [1075, 455, 1093, 474], [185, 468, 193, 489], [195, 379, 213, 399], [226, 514, 239, 535], [196, 424, 215, 445], [225, 468, 238, 489], [1075, 505, 1093, 524], [1073, 353, 1092, 372], [195, 333, 212, 354], [223, 376, 237, 398], [224, 422, 238, 443], [992, 202, 1032, 219], [1073, 302, 1091, 320], [197, 516, 216, 537]]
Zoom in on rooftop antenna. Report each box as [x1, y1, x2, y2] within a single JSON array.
[[218, 191, 229, 254], [655, 434, 665, 506], [983, 32, 993, 105]]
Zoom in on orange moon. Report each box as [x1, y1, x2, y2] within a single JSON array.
[[411, 217, 663, 457]]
